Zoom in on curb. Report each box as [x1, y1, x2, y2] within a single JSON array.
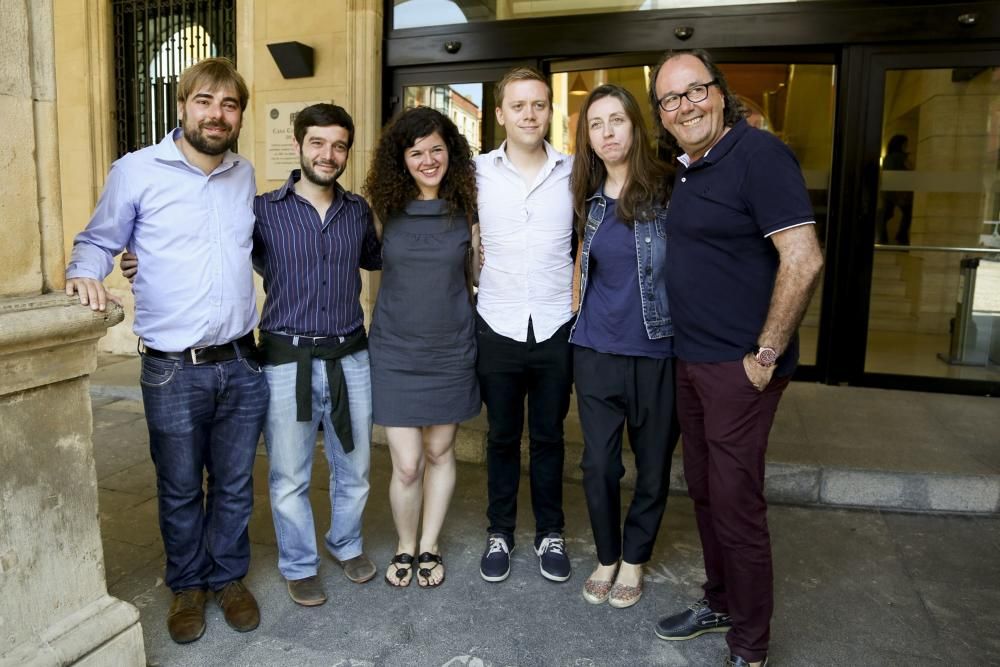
[[92, 388, 1000, 516]]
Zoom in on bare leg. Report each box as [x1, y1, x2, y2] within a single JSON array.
[[385, 426, 424, 586], [417, 423, 458, 586]]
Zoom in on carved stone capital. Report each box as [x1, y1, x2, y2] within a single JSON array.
[[0, 294, 124, 397]]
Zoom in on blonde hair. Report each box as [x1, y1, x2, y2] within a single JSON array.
[[494, 66, 552, 108], [177, 57, 249, 111]]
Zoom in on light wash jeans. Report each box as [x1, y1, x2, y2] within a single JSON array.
[[262, 350, 372, 580]]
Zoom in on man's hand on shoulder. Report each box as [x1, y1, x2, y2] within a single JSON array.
[[66, 277, 120, 312], [120, 252, 138, 283]]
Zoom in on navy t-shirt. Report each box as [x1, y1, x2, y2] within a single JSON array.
[[573, 198, 674, 359], [665, 119, 815, 377]]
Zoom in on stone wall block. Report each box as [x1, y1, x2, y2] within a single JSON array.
[[0, 94, 43, 297]]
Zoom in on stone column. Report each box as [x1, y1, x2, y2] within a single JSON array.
[[347, 0, 384, 325], [0, 1, 145, 665]]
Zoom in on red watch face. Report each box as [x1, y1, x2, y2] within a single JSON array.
[[756, 347, 777, 367]]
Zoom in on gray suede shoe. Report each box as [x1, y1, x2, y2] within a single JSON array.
[[286, 575, 327, 606], [332, 553, 377, 583]]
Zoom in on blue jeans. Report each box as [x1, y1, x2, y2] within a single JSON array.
[[262, 350, 372, 580], [140, 353, 268, 592]]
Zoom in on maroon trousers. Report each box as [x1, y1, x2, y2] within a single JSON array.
[[676, 359, 790, 663]]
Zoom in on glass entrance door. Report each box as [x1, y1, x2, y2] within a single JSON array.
[[549, 58, 836, 368], [862, 55, 1000, 385]]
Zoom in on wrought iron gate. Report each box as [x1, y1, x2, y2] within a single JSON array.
[[112, 0, 236, 157]]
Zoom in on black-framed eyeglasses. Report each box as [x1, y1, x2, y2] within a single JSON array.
[[656, 80, 719, 113]]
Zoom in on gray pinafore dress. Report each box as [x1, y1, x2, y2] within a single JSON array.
[[369, 199, 480, 426]]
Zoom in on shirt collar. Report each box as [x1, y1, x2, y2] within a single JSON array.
[[585, 180, 607, 203], [676, 118, 749, 168], [491, 139, 567, 170], [265, 169, 359, 205], [154, 127, 241, 173]]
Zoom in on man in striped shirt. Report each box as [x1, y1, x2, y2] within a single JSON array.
[[127, 103, 383, 606], [252, 104, 382, 606]]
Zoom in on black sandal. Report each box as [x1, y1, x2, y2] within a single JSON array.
[[416, 552, 445, 588], [384, 553, 414, 587]]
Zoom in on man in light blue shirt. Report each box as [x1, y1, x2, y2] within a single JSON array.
[[66, 58, 267, 646]]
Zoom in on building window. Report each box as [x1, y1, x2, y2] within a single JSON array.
[[390, 0, 827, 30], [112, 0, 236, 157]]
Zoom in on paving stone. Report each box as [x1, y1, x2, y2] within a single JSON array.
[[100, 459, 157, 495], [92, 418, 151, 479], [87, 371, 1000, 665], [884, 513, 1000, 588]]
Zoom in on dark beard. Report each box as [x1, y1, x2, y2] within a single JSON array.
[[182, 123, 236, 156], [300, 158, 344, 187]]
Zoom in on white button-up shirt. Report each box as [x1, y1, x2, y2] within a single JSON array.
[[475, 141, 574, 343]]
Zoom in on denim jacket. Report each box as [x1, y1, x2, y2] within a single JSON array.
[[570, 184, 672, 341]]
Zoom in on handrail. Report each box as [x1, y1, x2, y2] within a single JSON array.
[[874, 244, 1000, 255]]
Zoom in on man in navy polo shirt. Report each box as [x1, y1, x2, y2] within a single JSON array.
[[648, 50, 823, 667]]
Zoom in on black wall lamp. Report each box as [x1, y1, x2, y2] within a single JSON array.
[[267, 41, 314, 78]]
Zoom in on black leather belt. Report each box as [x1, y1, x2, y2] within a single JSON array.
[[142, 333, 257, 365], [266, 330, 360, 348]]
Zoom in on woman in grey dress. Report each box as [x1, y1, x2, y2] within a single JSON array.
[[363, 107, 480, 588]]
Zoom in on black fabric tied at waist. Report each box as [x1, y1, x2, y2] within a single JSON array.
[[258, 329, 368, 453]]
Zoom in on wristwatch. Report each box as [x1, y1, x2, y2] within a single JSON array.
[[752, 345, 778, 368]]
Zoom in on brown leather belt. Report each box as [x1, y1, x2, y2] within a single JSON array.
[[141, 333, 257, 365]]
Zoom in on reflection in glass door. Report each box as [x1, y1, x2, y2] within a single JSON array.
[[551, 60, 836, 366], [401, 80, 507, 155], [398, 60, 838, 370], [866, 65, 1000, 381]]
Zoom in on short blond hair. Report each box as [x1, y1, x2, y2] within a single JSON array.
[[494, 66, 552, 108], [177, 57, 249, 111]]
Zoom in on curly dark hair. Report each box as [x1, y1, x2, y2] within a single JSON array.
[[363, 106, 477, 225], [647, 49, 748, 163]]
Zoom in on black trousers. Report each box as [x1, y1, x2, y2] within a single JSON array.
[[574, 346, 680, 565], [476, 315, 573, 545]]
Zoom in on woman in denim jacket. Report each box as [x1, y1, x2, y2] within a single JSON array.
[[569, 84, 680, 609]]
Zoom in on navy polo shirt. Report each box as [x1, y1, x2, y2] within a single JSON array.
[[665, 119, 815, 377]]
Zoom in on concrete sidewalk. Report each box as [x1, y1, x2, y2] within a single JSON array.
[[90, 354, 1000, 514], [89, 386, 1000, 665], [93, 396, 1000, 666]]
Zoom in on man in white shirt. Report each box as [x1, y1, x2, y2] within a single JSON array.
[[475, 67, 575, 584]]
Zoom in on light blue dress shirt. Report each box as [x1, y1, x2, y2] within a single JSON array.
[[67, 128, 258, 351]]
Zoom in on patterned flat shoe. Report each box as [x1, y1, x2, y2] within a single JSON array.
[[608, 579, 643, 608], [582, 576, 615, 605]]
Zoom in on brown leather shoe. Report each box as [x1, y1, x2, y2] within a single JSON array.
[[167, 589, 207, 644], [215, 580, 260, 632], [332, 553, 377, 583], [286, 575, 327, 606]]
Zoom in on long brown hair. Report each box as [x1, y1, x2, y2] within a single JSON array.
[[363, 106, 477, 225], [570, 84, 671, 235]]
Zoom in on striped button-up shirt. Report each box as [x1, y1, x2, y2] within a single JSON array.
[[253, 170, 382, 337], [67, 129, 258, 351]]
